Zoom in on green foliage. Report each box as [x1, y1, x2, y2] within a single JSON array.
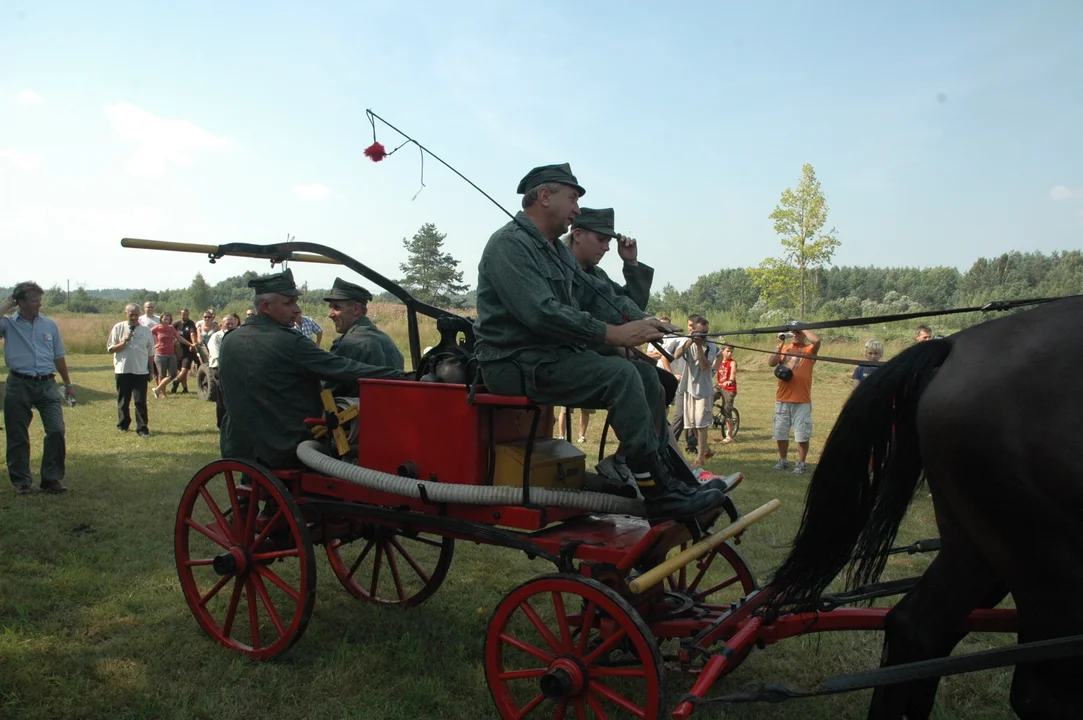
[[398, 223, 470, 308], [188, 273, 212, 312], [759, 163, 841, 318]]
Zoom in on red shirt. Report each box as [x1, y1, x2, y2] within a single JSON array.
[[151, 324, 180, 355], [716, 359, 737, 392]]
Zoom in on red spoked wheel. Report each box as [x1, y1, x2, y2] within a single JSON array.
[[325, 524, 454, 607], [665, 540, 757, 608], [486, 574, 664, 720], [175, 459, 316, 660]]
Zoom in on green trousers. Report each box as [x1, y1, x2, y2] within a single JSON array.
[[3, 375, 66, 488], [480, 348, 669, 469]]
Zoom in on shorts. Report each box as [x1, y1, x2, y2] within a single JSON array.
[[773, 402, 812, 442], [155, 354, 179, 379], [714, 388, 736, 419], [683, 394, 712, 429], [180, 351, 199, 369]]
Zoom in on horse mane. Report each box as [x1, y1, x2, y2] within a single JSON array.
[[768, 339, 953, 611]]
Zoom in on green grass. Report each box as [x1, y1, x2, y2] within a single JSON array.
[[0, 353, 1016, 720]]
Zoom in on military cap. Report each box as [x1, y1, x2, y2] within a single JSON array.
[[247, 268, 301, 296], [571, 207, 619, 238], [323, 277, 373, 304], [516, 162, 586, 197]]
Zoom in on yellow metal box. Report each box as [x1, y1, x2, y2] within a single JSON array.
[[492, 439, 586, 490]]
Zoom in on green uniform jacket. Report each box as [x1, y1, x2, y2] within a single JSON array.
[[474, 213, 646, 363], [327, 316, 404, 396], [580, 262, 654, 315], [219, 315, 404, 466]]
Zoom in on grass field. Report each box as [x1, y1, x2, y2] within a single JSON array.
[[0, 345, 1017, 720]]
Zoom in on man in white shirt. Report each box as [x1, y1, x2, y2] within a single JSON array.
[[107, 303, 156, 437], [207, 314, 239, 428], [672, 316, 718, 468], [138, 301, 160, 328]]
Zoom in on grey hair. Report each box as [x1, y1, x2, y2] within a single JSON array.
[[253, 292, 277, 312], [865, 339, 885, 354], [124, 303, 139, 313], [521, 182, 564, 209]]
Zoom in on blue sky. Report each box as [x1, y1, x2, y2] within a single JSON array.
[[2, 0, 1081, 296]]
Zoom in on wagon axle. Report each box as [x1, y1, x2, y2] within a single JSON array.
[[539, 657, 586, 700], [212, 547, 248, 576]]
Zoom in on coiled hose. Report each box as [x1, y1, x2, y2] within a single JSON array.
[[296, 440, 647, 516]]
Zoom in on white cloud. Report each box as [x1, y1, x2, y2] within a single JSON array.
[[0, 148, 41, 170], [103, 102, 232, 178], [15, 89, 44, 106], [1050, 185, 1083, 201], [293, 184, 332, 200]]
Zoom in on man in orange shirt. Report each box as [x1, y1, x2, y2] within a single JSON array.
[[767, 322, 821, 474]]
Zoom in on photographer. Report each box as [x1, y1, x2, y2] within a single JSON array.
[[672, 316, 718, 469], [767, 322, 820, 474], [1, 282, 75, 495], [108, 304, 156, 437]]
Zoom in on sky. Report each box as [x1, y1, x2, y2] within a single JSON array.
[[2, 0, 1081, 296]]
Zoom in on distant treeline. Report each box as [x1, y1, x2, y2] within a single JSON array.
[[5, 251, 1081, 330]]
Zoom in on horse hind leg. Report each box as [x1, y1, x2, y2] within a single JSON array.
[[867, 507, 1007, 720]]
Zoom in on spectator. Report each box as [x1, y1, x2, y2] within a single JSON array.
[[107, 303, 155, 437], [151, 311, 194, 398], [645, 315, 680, 373], [139, 300, 161, 383], [207, 314, 240, 429], [171, 307, 200, 394], [672, 316, 718, 468], [245, 309, 254, 318], [852, 339, 884, 390], [0, 282, 75, 495], [767, 323, 821, 474], [294, 313, 324, 346], [914, 325, 932, 342], [714, 343, 737, 443], [671, 314, 702, 454], [196, 308, 217, 347]]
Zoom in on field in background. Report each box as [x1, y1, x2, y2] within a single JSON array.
[[0, 342, 1018, 719]]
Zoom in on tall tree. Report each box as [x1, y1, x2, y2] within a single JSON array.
[[398, 223, 469, 307], [189, 272, 212, 312], [754, 163, 841, 319]]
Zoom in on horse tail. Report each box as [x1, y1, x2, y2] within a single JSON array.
[[769, 338, 954, 610]]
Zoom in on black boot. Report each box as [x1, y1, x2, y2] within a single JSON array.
[[663, 445, 739, 495], [170, 382, 179, 394], [632, 456, 726, 523]]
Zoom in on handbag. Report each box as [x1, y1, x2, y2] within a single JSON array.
[[774, 364, 794, 382]]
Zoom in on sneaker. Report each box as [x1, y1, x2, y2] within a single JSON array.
[[136, 429, 151, 438], [15, 485, 34, 495], [792, 461, 807, 475], [577, 435, 587, 444], [771, 459, 790, 471]]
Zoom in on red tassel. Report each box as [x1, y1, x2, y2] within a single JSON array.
[[364, 142, 387, 162]]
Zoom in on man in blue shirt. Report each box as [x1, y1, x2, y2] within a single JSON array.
[[1, 282, 75, 495]]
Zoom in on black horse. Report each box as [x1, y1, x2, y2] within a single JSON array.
[[770, 298, 1083, 719]]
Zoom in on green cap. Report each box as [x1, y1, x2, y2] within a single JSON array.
[[323, 277, 373, 303], [570, 207, 619, 238], [247, 268, 301, 296], [516, 163, 586, 196]]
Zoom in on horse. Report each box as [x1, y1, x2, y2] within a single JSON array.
[[769, 297, 1083, 719]]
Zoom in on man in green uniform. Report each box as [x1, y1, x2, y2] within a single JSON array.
[[219, 269, 405, 467], [324, 277, 404, 396], [565, 207, 653, 311], [473, 163, 724, 522]]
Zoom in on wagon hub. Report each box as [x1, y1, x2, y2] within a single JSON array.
[[540, 656, 586, 700], [213, 546, 250, 576]]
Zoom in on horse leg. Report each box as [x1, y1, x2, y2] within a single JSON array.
[[867, 502, 1007, 720]]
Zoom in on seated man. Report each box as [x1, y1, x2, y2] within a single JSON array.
[[473, 163, 724, 522], [324, 277, 404, 397], [219, 269, 406, 468]]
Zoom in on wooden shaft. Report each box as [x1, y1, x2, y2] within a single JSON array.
[[120, 237, 340, 265], [628, 499, 781, 595]]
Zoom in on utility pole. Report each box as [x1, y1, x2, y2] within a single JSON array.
[[67, 279, 70, 310]]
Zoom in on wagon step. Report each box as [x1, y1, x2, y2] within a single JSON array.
[[679, 632, 1083, 710]]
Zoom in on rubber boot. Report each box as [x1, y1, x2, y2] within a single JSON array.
[[632, 459, 726, 522]]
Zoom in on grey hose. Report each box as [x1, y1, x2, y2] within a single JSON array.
[[296, 440, 646, 516]]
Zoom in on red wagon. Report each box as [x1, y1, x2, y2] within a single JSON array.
[[123, 238, 1025, 719]]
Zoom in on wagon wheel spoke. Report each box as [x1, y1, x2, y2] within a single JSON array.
[[198, 486, 236, 544], [554, 698, 568, 720], [368, 540, 384, 599], [198, 574, 233, 608], [692, 574, 741, 602], [183, 556, 216, 568], [499, 632, 553, 664], [590, 666, 647, 679], [388, 535, 431, 584], [254, 564, 301, 602], [245, 578, 261, 650], [251, 508, 285, 549], [585, 690, 610, 719], [583, 627, 628, 666], [551, 592, 572, 653], [346, 539, 375, 580], [243, 483, 261, 540], [224, 470, 243, 534], [185, 517, 231, 550], [514, 692, 546, 719], [382, 539, 407, 602], [251, 548, 301, 562], [575, 600, 598, 655], [251, 572, 287, 639], [497, 668, 549, 681], [519, 599, 563, 654], [588, 679, 644, 718], [573, 697, 587, 720], [221, 578, 244, 639], [405, 534, 445, 550]]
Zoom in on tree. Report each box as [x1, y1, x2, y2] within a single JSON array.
[[756, 163, 841, 319], [189, 273, 212, 312], [398, 223, 469, 307]]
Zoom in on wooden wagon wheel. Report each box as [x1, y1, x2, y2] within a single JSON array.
[[485, 573, 665, 720], [175, 459, 316, 660], [325, 525, 454, 607], [665, 540, 757, 608]]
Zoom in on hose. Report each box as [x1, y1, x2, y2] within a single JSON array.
[[296, 440, 647, 516]]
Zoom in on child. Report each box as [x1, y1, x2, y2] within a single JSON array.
[[852, 339, 884, 390], [714, 344, 737, 443]]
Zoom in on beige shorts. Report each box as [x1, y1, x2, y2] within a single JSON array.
[[773, 402, 812, 442], [683, 395, 712, 429]]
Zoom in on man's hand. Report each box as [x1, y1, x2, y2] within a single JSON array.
[[605, 318, 669, 347], [617, 235, 638, 265]]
